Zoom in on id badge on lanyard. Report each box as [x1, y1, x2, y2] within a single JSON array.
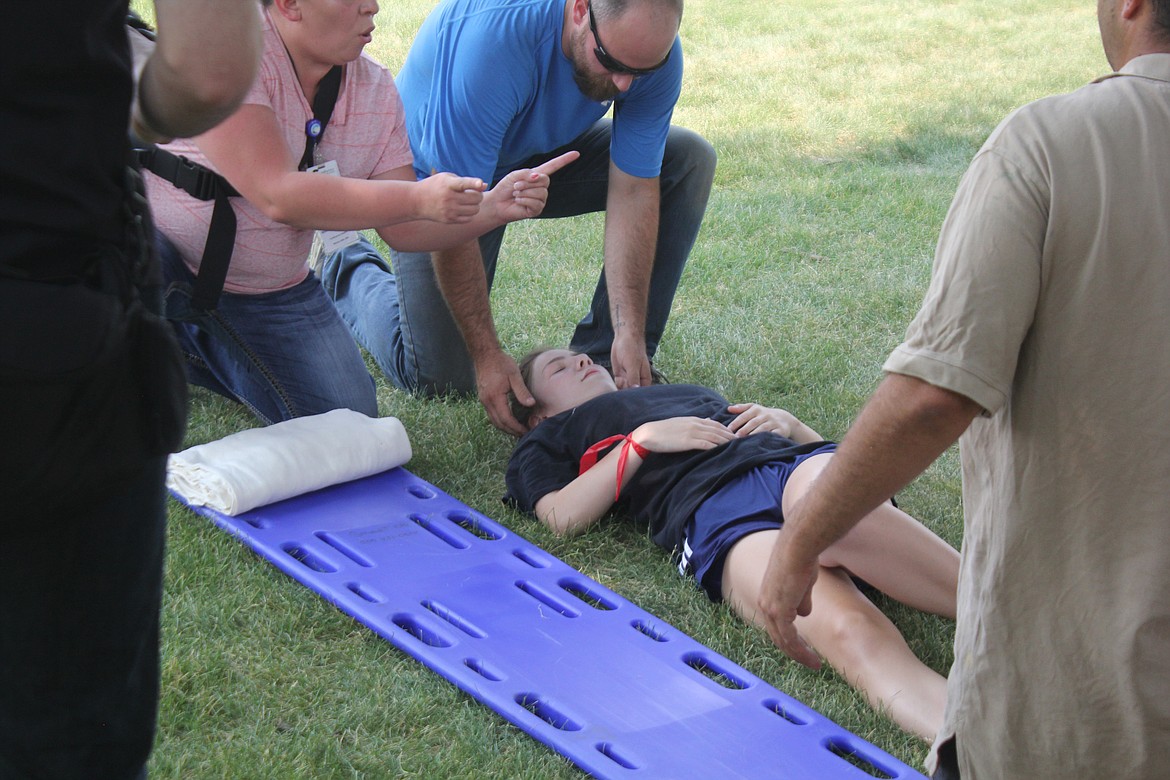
[[306, 159, 361, 254]]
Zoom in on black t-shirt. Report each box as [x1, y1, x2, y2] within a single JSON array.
[[1, 1, 133, 266], [505, 385, 830, 552]]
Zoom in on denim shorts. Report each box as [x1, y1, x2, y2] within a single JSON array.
[[678, 443, 837, 601]]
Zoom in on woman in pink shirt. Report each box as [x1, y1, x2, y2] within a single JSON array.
[[147, 0, 575, 423]]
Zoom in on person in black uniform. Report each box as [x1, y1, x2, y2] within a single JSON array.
[[0, 2, 262, 776]]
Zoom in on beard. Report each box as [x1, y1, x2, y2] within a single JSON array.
[[569, 28, 621, 102]]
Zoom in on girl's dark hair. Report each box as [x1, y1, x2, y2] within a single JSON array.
[[508, 346, 554, 431]]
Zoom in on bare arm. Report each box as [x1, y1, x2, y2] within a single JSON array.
[[604, 165, 659, 389], [533, 416, 737, 536], [134, 0, 264, 143], [196, 104, 578, 238], [424, 239, 531, 435], [757, 372, 982, 667], [196, 106, 485, 230]]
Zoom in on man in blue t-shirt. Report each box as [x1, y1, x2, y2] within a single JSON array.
[[322, 0, 715, 435]]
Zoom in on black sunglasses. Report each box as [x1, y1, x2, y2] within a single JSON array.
[[587, 0, 671, 76]]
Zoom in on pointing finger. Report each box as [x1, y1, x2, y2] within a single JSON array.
[[532, 150, 580, 177]]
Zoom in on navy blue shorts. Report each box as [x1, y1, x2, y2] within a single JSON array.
[[677, 443, 837, 601]]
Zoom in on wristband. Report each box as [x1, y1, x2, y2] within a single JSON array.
[[624, 437, 649, 460], [614, 437, 648, 502], [578, 434, 650, 502]]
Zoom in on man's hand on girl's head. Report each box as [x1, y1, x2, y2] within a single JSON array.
[[476, 350, 532, 437]]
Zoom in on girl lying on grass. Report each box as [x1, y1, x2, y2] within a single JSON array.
[[504, 348, 958, 742]]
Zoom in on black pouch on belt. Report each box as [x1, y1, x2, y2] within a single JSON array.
[[0, 168, 188, 505]]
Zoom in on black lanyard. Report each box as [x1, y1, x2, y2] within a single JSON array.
[[298, 65, 343, 171]]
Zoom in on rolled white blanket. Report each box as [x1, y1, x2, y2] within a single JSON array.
[[167, 409, 412, 515]]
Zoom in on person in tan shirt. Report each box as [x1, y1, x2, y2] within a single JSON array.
[[757, 0, 1170, 777]]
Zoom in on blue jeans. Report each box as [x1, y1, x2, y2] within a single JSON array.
[[158, 234, 377, 424], [324, 120, 716, 396]]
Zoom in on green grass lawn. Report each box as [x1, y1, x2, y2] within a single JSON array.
[[142, 0, 1105, 775]]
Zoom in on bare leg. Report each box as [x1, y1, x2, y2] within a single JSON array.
[[784, 453, 959, 619], [722, 532, 947, 742]]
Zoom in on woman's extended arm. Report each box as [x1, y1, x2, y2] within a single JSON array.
[[726, 403, 823, 443], [195, 104, 485, 230], [196, 101, 578, 242], [533, 416, 736, 537]]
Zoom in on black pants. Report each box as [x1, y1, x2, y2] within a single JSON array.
[[0, 249, 184, 779], [0, 456, 167, 780], [933, 738, 961, 780]]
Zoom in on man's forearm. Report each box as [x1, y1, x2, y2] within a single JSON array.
[[603, 169, 659, 340], [429, 240, 501, 361], [782, 373, 982, 561], [139, 0, 264, 141], [376, 209, 500, 253]]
